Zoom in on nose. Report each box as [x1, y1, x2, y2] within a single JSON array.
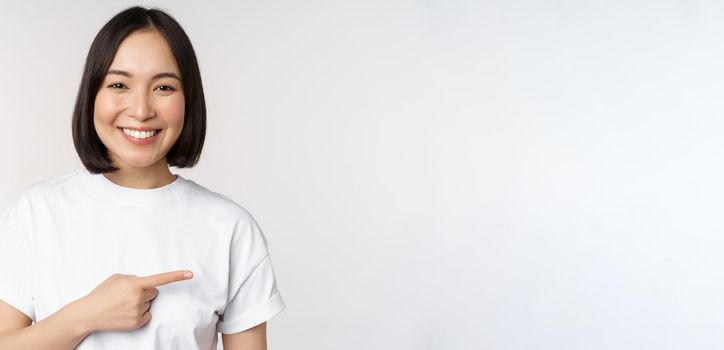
[[127, 90, 156, 120]]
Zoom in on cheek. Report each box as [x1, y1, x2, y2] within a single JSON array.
[[93, 92, 120, 122], [159, 95, 185, 127]]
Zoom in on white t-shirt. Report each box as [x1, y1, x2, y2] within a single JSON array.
[[0, 167, 285, 349]]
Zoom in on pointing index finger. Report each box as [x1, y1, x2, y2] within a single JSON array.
[[139, 270, 193, 288]]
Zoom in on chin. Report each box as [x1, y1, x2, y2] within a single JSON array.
[[121, 158, 160, 169]]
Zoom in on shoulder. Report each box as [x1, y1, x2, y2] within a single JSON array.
[[182, 179, 269, 253], [1, 170, 76, 235], [3, 169, 79, 211], [182, 178, 257, 224], [16, 169, 80, 200]]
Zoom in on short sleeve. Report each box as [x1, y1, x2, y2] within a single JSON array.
[[0, 191, 35, 321], [216, 211, 285, 334]]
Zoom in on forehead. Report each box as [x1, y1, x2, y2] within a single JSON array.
[[108, 29, 180, 76]]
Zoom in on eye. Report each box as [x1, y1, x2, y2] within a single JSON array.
[[108, 82, 127, 89], [156, 85, 176, 92]]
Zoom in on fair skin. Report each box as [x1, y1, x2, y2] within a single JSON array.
[[93, 28, 184, 189], [0, 28, 267, 349]]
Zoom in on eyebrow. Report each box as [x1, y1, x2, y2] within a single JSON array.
[[106, 69, 182, 81]]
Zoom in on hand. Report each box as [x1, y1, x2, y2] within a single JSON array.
[[75, 270, 193, 333]]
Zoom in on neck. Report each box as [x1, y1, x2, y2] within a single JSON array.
[[103, 158, 177, 189]]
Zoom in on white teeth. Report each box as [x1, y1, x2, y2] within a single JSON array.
[[122, 128, 157, 139]]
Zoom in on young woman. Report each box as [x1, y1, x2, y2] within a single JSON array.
[[0, 6, 285, 349]]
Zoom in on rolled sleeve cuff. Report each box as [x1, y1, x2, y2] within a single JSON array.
[[0, 287, 34, 322], [216, 292, 286, 334]]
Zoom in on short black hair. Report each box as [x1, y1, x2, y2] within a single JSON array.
[[72, 6, 206, 173]]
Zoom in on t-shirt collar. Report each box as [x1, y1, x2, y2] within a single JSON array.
[[79, 166, 187, 206]]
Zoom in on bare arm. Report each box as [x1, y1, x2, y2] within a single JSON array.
[[0, 299, 92, 350], [222, 322, 267, 350]]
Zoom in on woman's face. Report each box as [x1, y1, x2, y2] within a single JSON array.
[[94, 29, 185, 170]]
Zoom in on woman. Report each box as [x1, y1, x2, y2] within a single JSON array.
[[0, 6, 285, 349]]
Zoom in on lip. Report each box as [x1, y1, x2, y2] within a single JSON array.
[[119, 126, 159, 132], [118, 127, 162, 145]]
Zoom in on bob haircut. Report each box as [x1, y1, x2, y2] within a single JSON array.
[[72, 6, 206, 173]]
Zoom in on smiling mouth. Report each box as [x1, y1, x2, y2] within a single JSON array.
[[117, 127, 162, 141], [117, 127, 161, 138]]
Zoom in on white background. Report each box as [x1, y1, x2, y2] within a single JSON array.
[[2, 1, 724, 349]]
